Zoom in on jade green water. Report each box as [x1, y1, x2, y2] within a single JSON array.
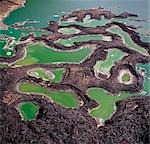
[[0, 40, 14, 58], [136, 63, 150, 95], [18, 83, 78, 108], [15, 44, 91, 65], [1, 0, 148, 49], [55, 35, 104, 47], [111, 18, 150, 43], [1, 27, 50, 40], [88, 88, 137, 121], [108, 26, 149, 56], [94, 49, 126, 76], [19, 102, 39, 121], [51, 69, 65, 83], [3, 0, 116, 29], [1, 0, 149, 47]]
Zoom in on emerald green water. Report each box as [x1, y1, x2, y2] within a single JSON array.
[[18, 83, 78, 108], [55, 35, 104, 47], [1, 0, 149, 44], [111, 18, 150, 43], [3, 0, 116, 28], [1, 27, 50, 40], [15, 44, 91, 66], [94, 49, 126, 76], [108, 26, 149, 56], [0, 40, 14, 58], [136, 63, 150, 95], [88, 88, 137, 121], [51, 69, 65, 83], [19, 102, 39, 121]]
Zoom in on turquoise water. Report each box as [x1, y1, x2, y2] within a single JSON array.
[[1, 0, 149, 49], [0, 0, 148, 52], [3, 0, 149, 28], [136, 63, 150, 95], [0, 27, 50, 40]]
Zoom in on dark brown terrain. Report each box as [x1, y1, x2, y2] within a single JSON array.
[[0, 70, 149, 144]]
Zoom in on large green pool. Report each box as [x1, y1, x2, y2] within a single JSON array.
[[19, 102, 39, 121], [15, 44, 91, 66], [18, 83, 78, 108]]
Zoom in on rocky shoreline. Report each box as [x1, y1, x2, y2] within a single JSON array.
[[0, 0, 26, 30]]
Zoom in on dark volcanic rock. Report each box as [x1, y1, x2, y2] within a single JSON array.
[[0, 69, 12, 98], [98, 96, 150, 144], [0, 95, 149, 144], [0, 100, 98, 144]]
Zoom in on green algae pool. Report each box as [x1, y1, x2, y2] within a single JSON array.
[[108, 26, 149, 56], [55, 35, 107, 47], [51, 69, 65, 83], [94, 49, 126, 77], [88, 88, 137, 121], [18, 83, 78, 108], [19, 102, 39, 121], [15, 44, 91, 66]]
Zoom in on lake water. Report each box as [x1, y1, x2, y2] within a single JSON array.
[[2, 0, 149, 41]]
